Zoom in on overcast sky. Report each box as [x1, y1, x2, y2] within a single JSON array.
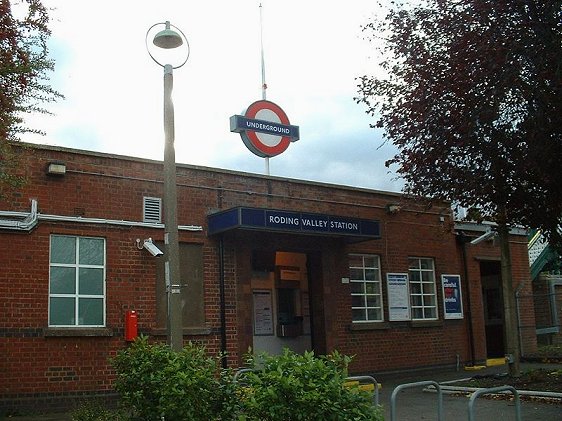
[[25, 0, 403, 192]]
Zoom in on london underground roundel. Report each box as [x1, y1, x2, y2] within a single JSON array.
[[230, 100, 300, 158]]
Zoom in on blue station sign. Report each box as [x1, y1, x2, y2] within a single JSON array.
[[208, 207, 380, 240], [230, 115, 300, 140]]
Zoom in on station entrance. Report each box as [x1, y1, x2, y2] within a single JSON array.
[[250, 250, 314, 356], [480, 261, 505, 358]]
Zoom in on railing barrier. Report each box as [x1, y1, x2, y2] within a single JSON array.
[[344, 375, 380, 406], [468, 385, 521, 421], [390, 380, 444, 421]]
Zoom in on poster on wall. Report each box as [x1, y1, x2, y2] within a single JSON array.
[[387, 273, 411, 321], [253, 290, 274, 335], [441, 274, 464, 319]]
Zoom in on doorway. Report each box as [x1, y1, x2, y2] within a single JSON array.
[[250, 250, 313, 356], [480, 261, 504, 358]]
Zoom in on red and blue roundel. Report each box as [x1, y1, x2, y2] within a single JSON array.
[[230, 100, 300, 158]]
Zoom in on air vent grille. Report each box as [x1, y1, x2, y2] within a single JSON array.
[[143, 197, 161, 223]]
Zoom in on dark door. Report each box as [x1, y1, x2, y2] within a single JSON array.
[[480, 261, 504, 358]]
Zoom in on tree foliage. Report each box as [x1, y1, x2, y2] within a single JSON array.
[[357, 0, 562, 246], [0, 0, 62, 194]]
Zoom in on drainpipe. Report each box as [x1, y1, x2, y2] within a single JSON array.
[[219, 236, 228, 368], [515, 279, 527, 359], [458, 232, 476, 367], [0, 200, 203, 232], [0, 199, 38, 230]]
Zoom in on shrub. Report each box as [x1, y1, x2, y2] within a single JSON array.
[[111, 336, 229, 420], [112, 338, 382, 420], [236, 349, 383, 421], [70, 401, 128, 421]]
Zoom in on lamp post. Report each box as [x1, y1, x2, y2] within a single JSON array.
[[146, 21, 189, 351]]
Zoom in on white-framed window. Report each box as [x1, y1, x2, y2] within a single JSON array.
[[350, 254, 383, 322], [49, 235, 106, 327], [408, 257, 438, 320]]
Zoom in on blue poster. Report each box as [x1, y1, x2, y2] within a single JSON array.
[[441, 275, 463, 319]]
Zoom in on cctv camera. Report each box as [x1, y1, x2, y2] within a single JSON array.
[[143, 238, 163, 257]]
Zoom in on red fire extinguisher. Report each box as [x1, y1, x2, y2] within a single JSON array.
[[125, 310, 138, 341]]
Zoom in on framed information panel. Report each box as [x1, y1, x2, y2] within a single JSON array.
[[387, 273, 411, 321], [252, 290, 274, 335], [441, 275, 463, 319]]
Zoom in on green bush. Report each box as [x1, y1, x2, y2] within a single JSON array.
[[236, 349, 383, 421], [70, 401, 128, 421], [112, 338, 382, 420], [111, 336, 232, 420]]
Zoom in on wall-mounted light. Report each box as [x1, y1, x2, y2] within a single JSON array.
[[136, 238, 163, 257], [47, 161, 66, 176], [386, 204, 401, 214]]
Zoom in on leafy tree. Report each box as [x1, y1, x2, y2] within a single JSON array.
[[357, 0, 562, 376], [0, 0, 62, 195]]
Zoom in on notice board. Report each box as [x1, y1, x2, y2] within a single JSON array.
[[252, 290, 274, 335], [387, 273, 411, 321]]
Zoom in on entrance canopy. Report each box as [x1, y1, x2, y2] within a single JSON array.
[[208, 207, 380, 242]]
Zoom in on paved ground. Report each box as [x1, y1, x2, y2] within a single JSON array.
[[4, 362, 561, 420], [374, 362, 562, 420]]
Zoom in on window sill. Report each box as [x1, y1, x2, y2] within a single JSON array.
[[409, 320, 443, 328], [150, 327, 212, 336], [44, 327, 113, 337], [349, 322, 390, 331]]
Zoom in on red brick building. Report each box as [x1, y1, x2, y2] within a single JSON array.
[[0, 143, 536, 412]]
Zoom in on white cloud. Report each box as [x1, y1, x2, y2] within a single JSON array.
[[23, 0, 402, 192]]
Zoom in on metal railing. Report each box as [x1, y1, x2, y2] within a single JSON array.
[[468, 385, 521, 421], [390, 380, 444, 421], [344, 375, 380, 406]]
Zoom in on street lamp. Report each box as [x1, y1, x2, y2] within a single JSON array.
[[146, 21, 189, 351]]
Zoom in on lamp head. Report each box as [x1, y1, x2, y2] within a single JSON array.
[[153, 21, 183, 49]]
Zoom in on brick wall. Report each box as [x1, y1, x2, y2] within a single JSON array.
[[0, 144, 536, 412]]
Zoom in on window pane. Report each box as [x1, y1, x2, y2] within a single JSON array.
[[424, 308, 437, 319], [79, 268, 104, 295], [79, 238, 104, 265], [50, 236, 76, 264], [424, 295, 436, 306], [352, 309, 366, 322], [412, 307, 423, 319], [365, 268, 377, 281], [422, 271, 434, 282], [366, 295, 380, 308], [50, 267, 76, 294], [365, 282, 379, 294], [408, 258, 419, 269], [409, 271, 420, 282], [423, 282, 435, 294], [351, 295, 364, 307], [367, 309, 381, 321], [410, 283, 421, 294], [411, 295, 422, 306], [363, 256, 378, 268], [50, 297, 75, 325], [420, 259, 433, 270], [350, 282, 365, 294], [79, 298, 104, 325]]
